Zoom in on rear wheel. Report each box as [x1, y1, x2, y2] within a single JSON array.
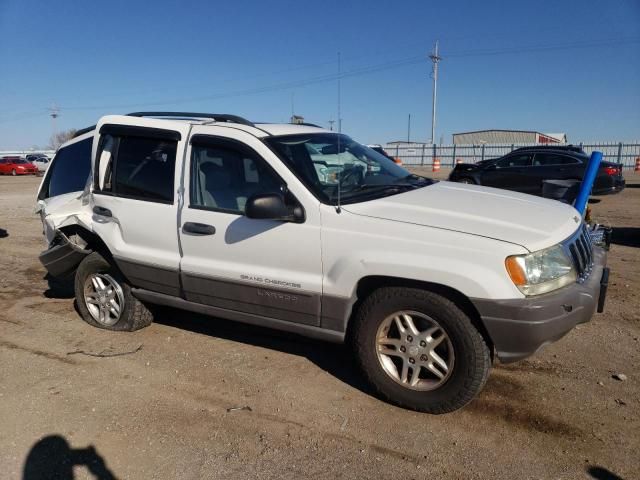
[[352, 287, 491, 414], [75, 252, 154, 331]]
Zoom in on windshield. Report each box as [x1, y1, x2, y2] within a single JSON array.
[[265, 133, 434, 204]]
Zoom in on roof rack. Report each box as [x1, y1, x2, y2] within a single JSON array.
[[72, 125, 96, 138], [512, 144, 584, 153], [126, 112, 255, 127]]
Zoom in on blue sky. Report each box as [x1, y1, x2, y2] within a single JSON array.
[[0, 0, 638, 149]]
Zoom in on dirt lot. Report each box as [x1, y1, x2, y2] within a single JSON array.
[[1, 172, 638, 479]]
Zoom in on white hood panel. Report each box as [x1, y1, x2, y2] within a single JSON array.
[[343, 181, 581, 252]]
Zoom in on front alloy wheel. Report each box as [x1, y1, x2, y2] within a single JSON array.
[[352, 287, 491, 414], [376, 311, 454, 391]]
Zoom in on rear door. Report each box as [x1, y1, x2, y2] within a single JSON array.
[[531, 153, 584, 194], [480, 153, 534, 193], [91, 117, 191, 296], [178, 125, 323, 326]]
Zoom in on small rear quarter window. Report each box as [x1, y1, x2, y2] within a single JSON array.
[[43, 137, 93, 198]]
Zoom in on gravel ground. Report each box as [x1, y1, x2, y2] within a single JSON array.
[[0, 173, 638, 479]]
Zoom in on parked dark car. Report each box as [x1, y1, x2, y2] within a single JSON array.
[[449, 146, 625, 196], [367, 144, 403, 165]]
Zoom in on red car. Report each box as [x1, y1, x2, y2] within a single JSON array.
[[0, 156, 39, 175]]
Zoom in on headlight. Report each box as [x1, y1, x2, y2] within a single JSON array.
[[505, 245, 576, 296]]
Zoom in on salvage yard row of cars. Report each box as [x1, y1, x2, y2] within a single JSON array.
[[0, 153, 50, 175], [36, 112, 612, 414]]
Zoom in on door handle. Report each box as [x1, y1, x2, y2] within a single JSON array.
[[183, 222, 216, 235], [93, 206, 112, 217]]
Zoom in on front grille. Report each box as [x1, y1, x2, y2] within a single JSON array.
[[564, 224, 594, 283]]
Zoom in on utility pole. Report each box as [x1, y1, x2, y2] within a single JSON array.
[[48, 103, 59, 138], [337, 52, 342, 133], [428, 41, 441, 144], [407, 114, 411, 143]]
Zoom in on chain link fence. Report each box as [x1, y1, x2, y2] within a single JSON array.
[[384, 142, 640, 170]]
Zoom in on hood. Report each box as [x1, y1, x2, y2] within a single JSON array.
[[343, 181, 581, 252]]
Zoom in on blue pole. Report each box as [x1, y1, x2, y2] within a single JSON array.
[[574, 151, 603, 215]]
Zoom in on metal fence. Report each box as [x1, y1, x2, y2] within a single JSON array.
[[384, 142, 640, 170], [0, 150, 56, 157]]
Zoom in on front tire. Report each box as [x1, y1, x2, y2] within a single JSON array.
[[74, 252, 153, 331], [11, 169, 17, 176], [352, 287, 491, 414]]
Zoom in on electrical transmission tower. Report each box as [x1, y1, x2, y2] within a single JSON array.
[[48, 104, 60, 138], [428, 41, 441, 144]]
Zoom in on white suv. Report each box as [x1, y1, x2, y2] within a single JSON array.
[[36, 112, 609, 413]]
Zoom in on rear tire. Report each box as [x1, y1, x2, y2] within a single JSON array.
[[352, 287, 491, 414], [74, 252, 154, 331]]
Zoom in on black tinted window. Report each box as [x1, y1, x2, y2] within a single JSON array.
[[495, 154, 532, 168], [113, 137, 177, 203], [46, 138, 92, 198], [190, 143, 282, 213], [533, 153, 580, 166]]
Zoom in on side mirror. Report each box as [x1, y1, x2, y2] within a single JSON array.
[[245, 193, 304, 223]]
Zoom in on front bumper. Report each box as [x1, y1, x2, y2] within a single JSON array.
[[472, 247, 608, 363]]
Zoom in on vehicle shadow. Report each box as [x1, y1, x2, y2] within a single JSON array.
[[43, 274, 75, 299], [587, 465, 624, 480], [0, 228, 8, 238], [153, 307, 374, 396], [611, 227, 640, 248], [22, 434, 116, 480]]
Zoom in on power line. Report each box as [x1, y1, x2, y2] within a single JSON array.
[[1, 36, 638, 123]]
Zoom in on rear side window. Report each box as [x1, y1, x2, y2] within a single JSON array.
[[495, 154, 532, 168], [533, 153, 580, 166], [112, 137, 177, 203], [95, 132, 178, 204], [43, 137, 92, 198]]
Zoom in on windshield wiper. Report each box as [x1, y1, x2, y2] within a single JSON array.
[[355, 183, 416, 190]]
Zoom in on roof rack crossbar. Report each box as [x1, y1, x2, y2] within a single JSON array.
[[126, 112, 254, 127]]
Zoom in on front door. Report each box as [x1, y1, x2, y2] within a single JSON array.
[[482, 153, 534, 193], [178, 126, 323, 326]]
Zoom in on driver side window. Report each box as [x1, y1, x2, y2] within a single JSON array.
[[190, 141, 283, 215]]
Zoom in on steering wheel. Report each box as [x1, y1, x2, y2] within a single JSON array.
[[338, 165, 364, 189]]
